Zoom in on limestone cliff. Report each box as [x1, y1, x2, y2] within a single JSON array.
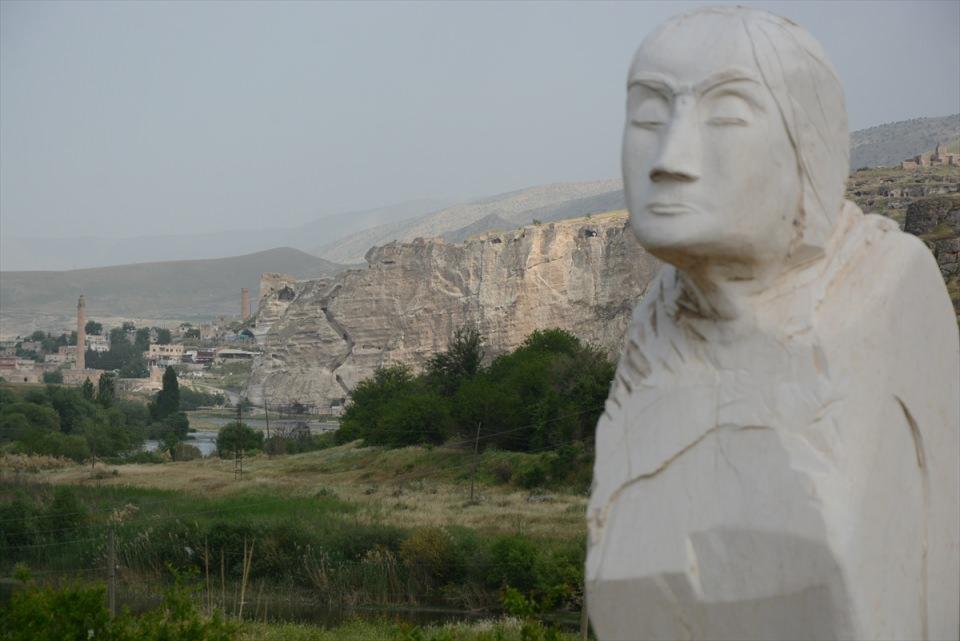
[[247, 212, 659, 409]]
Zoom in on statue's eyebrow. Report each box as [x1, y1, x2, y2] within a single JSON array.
[[694, 68, 762, 95], [628, 68, 762, 100], [627, 73, 675, 99]]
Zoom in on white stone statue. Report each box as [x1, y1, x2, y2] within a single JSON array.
[[586, 7, 960, 640]]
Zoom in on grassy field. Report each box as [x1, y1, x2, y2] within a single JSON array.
[[239, 618, 580, 641], [10, 443, 587, 538], [2, 443, 590, 637]]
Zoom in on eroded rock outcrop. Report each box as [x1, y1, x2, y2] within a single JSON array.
[[247, 213, 659, 409], [905, 194, 960, 314]]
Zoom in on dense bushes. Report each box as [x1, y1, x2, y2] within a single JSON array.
[[1, 485, 585, 615], [216, 421, 263, 456], [0, 487, 92, 566], [337, 328, 614, 456], [0, 385, 145, 461], [178, 387, 226, 410], [263, 430, 336, 455], [0, 574, 237, 641], [83, 327, 148, 378]]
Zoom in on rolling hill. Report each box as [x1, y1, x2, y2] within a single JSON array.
[[849, 113, 960, 169], [313, 180, 624, 263], [0, 248, 347, 337], [0, 198, 454, 272]]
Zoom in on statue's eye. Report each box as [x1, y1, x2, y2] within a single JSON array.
[[630, 97, 669, 129], [704, 93, 752, 126]]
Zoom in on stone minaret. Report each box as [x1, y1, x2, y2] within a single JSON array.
[[241, 288, 250, 321], [76, 295, 86, 370]]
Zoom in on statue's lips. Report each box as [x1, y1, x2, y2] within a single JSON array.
[[646, 202, 698, 216]]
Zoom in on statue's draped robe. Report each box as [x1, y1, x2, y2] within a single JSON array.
[[587, 202, 960, 640]]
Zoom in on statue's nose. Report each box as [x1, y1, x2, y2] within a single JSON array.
[[650, 96, 701, 183]]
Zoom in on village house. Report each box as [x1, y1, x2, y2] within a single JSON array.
[[85, 334, 110, 352], [147, 343, 185, 365], [215, 348, 256, 363], [44, 351, 68, 365], [901, 142, 960, 169], [0, 356, 42, 383]]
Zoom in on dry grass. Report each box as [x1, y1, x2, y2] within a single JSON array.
[[0, 453, 74, 473], [10, 444, 587, 539]]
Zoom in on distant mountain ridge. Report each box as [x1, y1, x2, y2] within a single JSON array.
[[850, 113, 960, 169], [315, 180, 624, 263], [0, 197, 454, 272], [0, 247, 346, 337]]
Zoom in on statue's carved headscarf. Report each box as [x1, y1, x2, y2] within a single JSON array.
[[650, 7, 850, 262]]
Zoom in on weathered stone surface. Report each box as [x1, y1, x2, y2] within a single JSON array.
[[588, 6, 959, 641], [905, 194, 960, 312], [247, 213, 658, 409], [904, 193, 960, 236]]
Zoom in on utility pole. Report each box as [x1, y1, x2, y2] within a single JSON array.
[[107, 525, 117, 618], [263, 383, 271, 445], [235, 402, 243, 481], [580, 585, 590, 641], [469, 421, 482, 504]]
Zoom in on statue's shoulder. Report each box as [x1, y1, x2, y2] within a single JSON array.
[[820, 205, 955, 341], [859, 210, 946, 290]]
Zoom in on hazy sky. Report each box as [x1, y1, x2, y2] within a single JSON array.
[[2, 0, 958, 239]]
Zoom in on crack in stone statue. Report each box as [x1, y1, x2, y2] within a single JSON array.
[[586, 7, 959, 640]]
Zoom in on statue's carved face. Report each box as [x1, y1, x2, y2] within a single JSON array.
[[623, 13, 801, 269]]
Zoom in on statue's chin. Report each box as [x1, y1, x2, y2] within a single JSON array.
[[629, 214, 731, 268]]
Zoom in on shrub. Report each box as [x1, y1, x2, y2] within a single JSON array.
[[401, 527, 455, 585], [490, 460, 514, 484], [0, 581, 112, 641], [515, 458, 548, 489], [172, 442, 202, 461], [0, 576, 238, 641], [119, 450, 165, 464], [485, 535, 540, 592], [0, 495, 38, 551], [179, 387, 226, 410], [216, 421, 263, 456], [41, 487, 87, 540]]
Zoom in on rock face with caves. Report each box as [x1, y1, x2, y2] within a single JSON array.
[[246, 212, 659, 410]]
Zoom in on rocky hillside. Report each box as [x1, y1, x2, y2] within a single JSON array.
[[249, 162, 960, 409], [904, 194, 960, 315], [247, 212, 658, 409], [847, 166, 959, 225], [849, 114, 960, 169]]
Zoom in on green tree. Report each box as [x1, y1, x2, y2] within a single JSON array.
[[151, 366, 180, 420], [158, 412, 190, 453], [216, 421, 263, 455], [336, 365, 416, 444], [134, 327, 151, 352], [40, 335, 58, 354], [426, 326, 484, 397], [121, 321, 136, 331], [155, 328, 172, 345], [184, 328, 201, 340], [477, 329, 613, 451], [80, 378, 95, 401], [42, 371, 63, 384], [84, 320, 103, 336], [97, 372, 116, 407]]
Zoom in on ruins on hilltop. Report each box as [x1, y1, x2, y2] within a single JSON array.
[[901, 141, 960, 169]]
